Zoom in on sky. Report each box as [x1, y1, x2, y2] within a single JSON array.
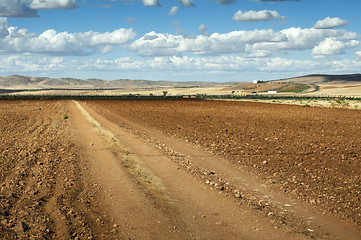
[[0, 0, 360, 82]]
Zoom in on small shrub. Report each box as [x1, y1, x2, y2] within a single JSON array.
[[63, 114, 69, 119], [341, 102, 350, 108], [336, 99, 343, 104], [302, 104, 310, 107]]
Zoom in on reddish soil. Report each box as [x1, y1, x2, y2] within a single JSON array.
[[0, 101, 115, 239], [84, 100, 361, 228], [1, 99, 360, 239]]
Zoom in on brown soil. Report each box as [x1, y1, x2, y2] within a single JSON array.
[[84, 100, 361, 227], [0, 100, 115, 239], [1, 99, 360, 239]]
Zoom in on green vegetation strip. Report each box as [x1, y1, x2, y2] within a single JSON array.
[[279, 84, 311, 93]]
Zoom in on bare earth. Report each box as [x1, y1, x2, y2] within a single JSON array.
[[0, 99, 360, 239]]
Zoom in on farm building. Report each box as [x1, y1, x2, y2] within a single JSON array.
[[233, 90, 247, 96]]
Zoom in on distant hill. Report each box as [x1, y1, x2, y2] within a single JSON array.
[[225, 74, 361, 94], [271, 74, 361, 85], [227, 82, 288, 92], [0, 75, 236, 90]]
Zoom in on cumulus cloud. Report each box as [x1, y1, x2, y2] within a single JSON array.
[[312, 38, 359, 57], [129, 29, 286, 56], [0, 0, 79, 17], [30, 0, 78, 9], [4, 55, 361, 81], [168, 6, 178, 15], [0, 18, 136, 55], [128, 26, 360, 58], [142, 0, 159, 6], [232, 10, 286, 22], [180, 0, 194, 7], [0, 55, 66, 72], [0, 0, 38, 18], [249, 27, 360, 57], [313, 17, 348, 29]]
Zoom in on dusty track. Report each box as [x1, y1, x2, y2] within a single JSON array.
[[84, 100, 361, 225], [72, 101, 308, 239], [81, 99, 361, 239], [0, 99, 360, 239]]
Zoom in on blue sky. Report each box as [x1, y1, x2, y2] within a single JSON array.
[[0, 0, 360, 82]]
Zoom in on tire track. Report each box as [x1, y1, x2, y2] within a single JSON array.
[[82, 100, 361, 240], [74, 100, 170, 205], [75, 100, 312, 240]]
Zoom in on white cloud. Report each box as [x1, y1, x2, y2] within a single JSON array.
[[129, 27, 360, 58], [312, 38, 359, 57], [280, 27, 358, 50], [180, 0, 194, 7], [0, 55, 65, 72], [313, 17, 348, 29], [198, 24, 209, 36], [0, 17, 9, 37], [0, 0, 79, 17], [30, 0, 78, 9], [232, 10, 286, 22], [104, 0, 159, 6], [0, 0, 38, 17], [142, 0, 159, 6], [246, 27, 360, 58], [356, 51, 361, 58], [0, 18, 136, 55], [168, 6, 178, 16], [3, 55, 361, 82], [129, 29, 286, 56]]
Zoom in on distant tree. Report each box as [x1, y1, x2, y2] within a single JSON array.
[[163, 91, 168, 96]]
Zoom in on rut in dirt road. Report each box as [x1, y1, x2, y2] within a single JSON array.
[[73, 100, 308, 240], [84, 99, 361, 226], [73, 100, 361, 240], [1, 100, 359, 239]]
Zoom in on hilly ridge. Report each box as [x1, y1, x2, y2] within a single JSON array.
[[271, 74, 361, 85], [2, 74, 361, 97], [0, 75, 234, 90]]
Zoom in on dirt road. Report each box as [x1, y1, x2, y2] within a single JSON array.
[[0, 99, 360, 239]]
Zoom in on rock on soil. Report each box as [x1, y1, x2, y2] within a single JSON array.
[[0, 101, 115, 239], [85, 99, 361, 228]]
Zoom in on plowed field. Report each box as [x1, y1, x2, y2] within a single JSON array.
[[1, 99, 360, 239], [0, 101, 116, 239], [84, 100, 361, 227]]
